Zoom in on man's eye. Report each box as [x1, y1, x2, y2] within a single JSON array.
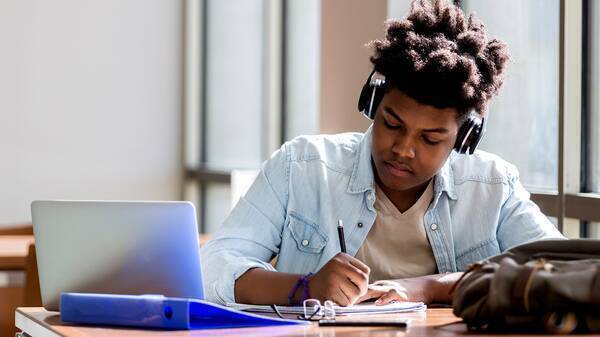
[[422, 136, 441, 145], [383, 119, 401, 129]]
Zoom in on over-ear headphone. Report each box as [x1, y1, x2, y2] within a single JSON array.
[[357, 70, 486, 155]]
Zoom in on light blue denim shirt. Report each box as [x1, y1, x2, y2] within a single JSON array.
[[201, 126, 564, 304]]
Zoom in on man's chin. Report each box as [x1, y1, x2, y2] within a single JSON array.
[[380, 175, 420, 192]]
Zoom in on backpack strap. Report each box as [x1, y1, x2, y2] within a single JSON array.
[[512, 259, 549, 312], [591, 266, 600, 306]]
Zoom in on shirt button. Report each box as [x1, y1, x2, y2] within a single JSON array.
[[357, 222, 363, 228], [367, 193, 374, 201], [301, 239, 309, 246], [430, 223, 439, 231]]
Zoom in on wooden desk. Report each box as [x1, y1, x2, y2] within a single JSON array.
[[0, 235, 35, 270], [1, 236, 35, 337], [18, 306, 574, 337]]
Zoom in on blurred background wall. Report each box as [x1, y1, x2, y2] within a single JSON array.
[[0, 1, 184, 225], [319, 0, 385, 133]]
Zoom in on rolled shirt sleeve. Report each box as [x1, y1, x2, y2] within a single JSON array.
[[201, 144, 289, 304], [496, 165, 565, 252]]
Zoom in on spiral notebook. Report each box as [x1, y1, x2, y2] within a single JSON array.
[[60, 293, 309, 330]]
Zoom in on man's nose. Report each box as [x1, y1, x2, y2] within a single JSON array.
[[391, 135, 416, 159]]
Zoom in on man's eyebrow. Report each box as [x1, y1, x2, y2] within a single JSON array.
[[383, 106, 449, 133], [383, 107, 402, 122], [421, 126, 449, 133]]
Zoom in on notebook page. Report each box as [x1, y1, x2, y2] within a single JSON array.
[[227, 301, 426, 316]]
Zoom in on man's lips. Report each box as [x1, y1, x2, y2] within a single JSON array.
[[384, 161, 414, 177]]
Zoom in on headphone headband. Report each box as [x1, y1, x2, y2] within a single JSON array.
[[357, 70, 486, 155]]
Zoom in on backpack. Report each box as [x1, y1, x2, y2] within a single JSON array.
[[452, 239, 600, 334]]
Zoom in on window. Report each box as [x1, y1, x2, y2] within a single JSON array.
[[586, 0, 600, 238], [184, 0, 320, 233], [200, 0, 267, 233], [284, 0, 321, 140], [205, 1, 266, 170], [462, 0, 560, 192]]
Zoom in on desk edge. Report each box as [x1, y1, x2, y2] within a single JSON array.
[[16, 308, 64, 337]]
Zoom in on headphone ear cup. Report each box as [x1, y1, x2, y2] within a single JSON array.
[[466, 118, 485, 154], [454, 120, 471, 153], [358, 70, 375, 119], [358, 70, 385, 120], [358, 81, 372, 117], [454, 115, 484, 154]]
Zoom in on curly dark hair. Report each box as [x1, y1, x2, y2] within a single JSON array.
[[369, 0, 509, 117]]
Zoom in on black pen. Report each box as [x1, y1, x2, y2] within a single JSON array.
[[337, 219, 347, 253]]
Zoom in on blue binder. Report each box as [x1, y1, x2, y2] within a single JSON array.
[[60, 293, 308, 330]]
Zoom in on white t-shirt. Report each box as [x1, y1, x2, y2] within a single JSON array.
[[355, 179, 437, 282]]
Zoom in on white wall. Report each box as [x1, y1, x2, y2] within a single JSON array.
[[0, 0, 183, 225]]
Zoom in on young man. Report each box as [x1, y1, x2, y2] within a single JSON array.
[[201, 0, 563, 307]]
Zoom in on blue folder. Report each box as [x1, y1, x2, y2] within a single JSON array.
[[60, 293, 308, 330]]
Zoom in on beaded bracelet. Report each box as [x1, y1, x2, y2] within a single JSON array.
[[287, 272, 313, 305]]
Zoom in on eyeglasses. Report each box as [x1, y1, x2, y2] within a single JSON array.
[[298, 299, 336, 321], [268, 299, 337, 321]]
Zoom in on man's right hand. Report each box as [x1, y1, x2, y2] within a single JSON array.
[[308, 253, 370, 306]]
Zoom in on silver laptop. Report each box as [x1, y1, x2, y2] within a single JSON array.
[[31, 200, 204, 311]]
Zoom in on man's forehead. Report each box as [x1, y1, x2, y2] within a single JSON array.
[[381, 90, 459, 128]]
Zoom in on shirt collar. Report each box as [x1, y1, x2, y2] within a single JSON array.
[[347, 126, 375, 194], [348, 125, 457, 201], [434, 154, 457, 201]]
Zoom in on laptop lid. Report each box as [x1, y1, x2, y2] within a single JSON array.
[[31, 200, 204, 311]]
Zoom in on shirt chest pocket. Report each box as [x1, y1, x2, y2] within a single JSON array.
[[288, 212, 328, 254]]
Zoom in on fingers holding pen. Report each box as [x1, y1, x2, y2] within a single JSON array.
[[310, 253, 371, 306], [308, 219, 372, 306]]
